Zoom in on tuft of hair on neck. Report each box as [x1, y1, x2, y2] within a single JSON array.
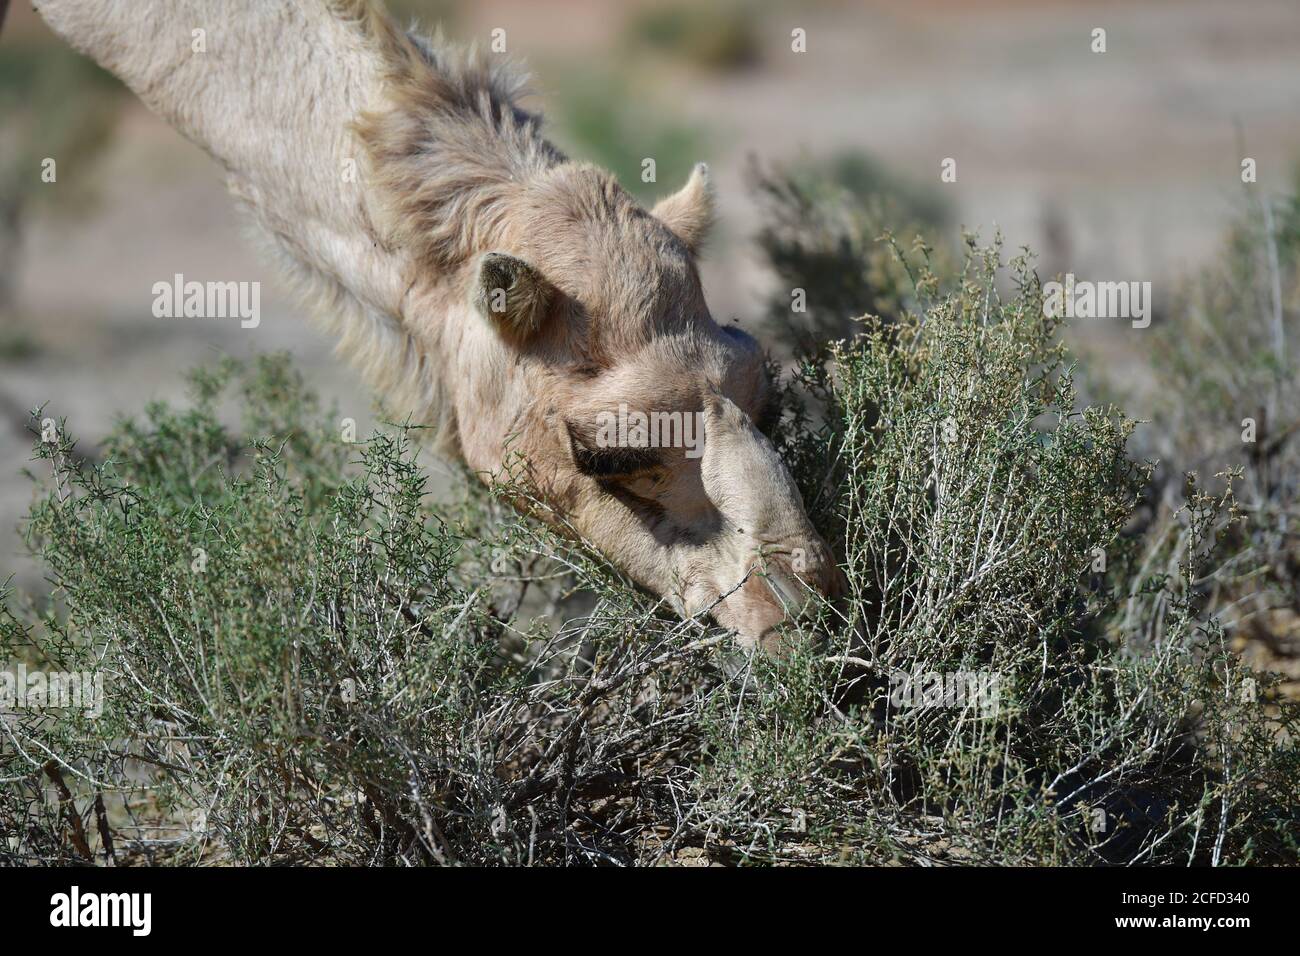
[[350, 7, 565, 274]]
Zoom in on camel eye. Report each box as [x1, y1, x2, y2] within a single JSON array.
[[565, 422, 661, 478]]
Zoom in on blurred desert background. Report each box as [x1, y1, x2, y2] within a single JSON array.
[[2, 0, 1299, 598]]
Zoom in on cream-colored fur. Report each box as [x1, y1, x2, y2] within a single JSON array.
[[34, 0, 839, 648]]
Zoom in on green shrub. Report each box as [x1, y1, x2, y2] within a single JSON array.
[[549, 69, 707, 206], [751, 154, 952, 354], [0, 40, 124, 313], [1134, 173, 1300, 697], [2, 239, 1296, 865], [625, 3, 763, 73], [0, 327, 38, 360]]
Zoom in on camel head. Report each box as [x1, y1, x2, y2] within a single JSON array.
[[464, 163, 841, 650], [32, 0, 841, 649]]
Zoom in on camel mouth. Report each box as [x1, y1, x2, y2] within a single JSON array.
[[761, 563, 817, 618]]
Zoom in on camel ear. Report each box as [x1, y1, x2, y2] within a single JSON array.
[[652, 162, 714, 254], [472, 252, 554, 340]]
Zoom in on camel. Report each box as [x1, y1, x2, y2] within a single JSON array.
[[28, 0, 840, 650]]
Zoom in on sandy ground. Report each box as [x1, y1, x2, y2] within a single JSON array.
[[2, 0, 1299, 597]]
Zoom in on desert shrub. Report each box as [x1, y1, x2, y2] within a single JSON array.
[[735, 237, 1297, 863], [625, 2, 763, 73], [751, 154, 952, 354], [1125, 170, 1300, 697], [0, 356, 729, 864], [1147, 171, 1299, 488], [549, 69, 706, 206], [0, 327, 37, 360], [0, 41, 124, 313], [2, 237, 1297, 864], [384, 0, 460, 29]]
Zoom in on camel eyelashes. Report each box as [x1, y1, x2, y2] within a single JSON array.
[[566, 423, 662, 478], [576, 447, 661, 479]]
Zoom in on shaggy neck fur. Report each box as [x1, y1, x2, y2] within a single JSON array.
[[36, 0, 574, 458], [355, 26, 566, 275]]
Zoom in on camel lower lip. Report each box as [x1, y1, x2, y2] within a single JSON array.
[[763, 567, 812, 615]]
